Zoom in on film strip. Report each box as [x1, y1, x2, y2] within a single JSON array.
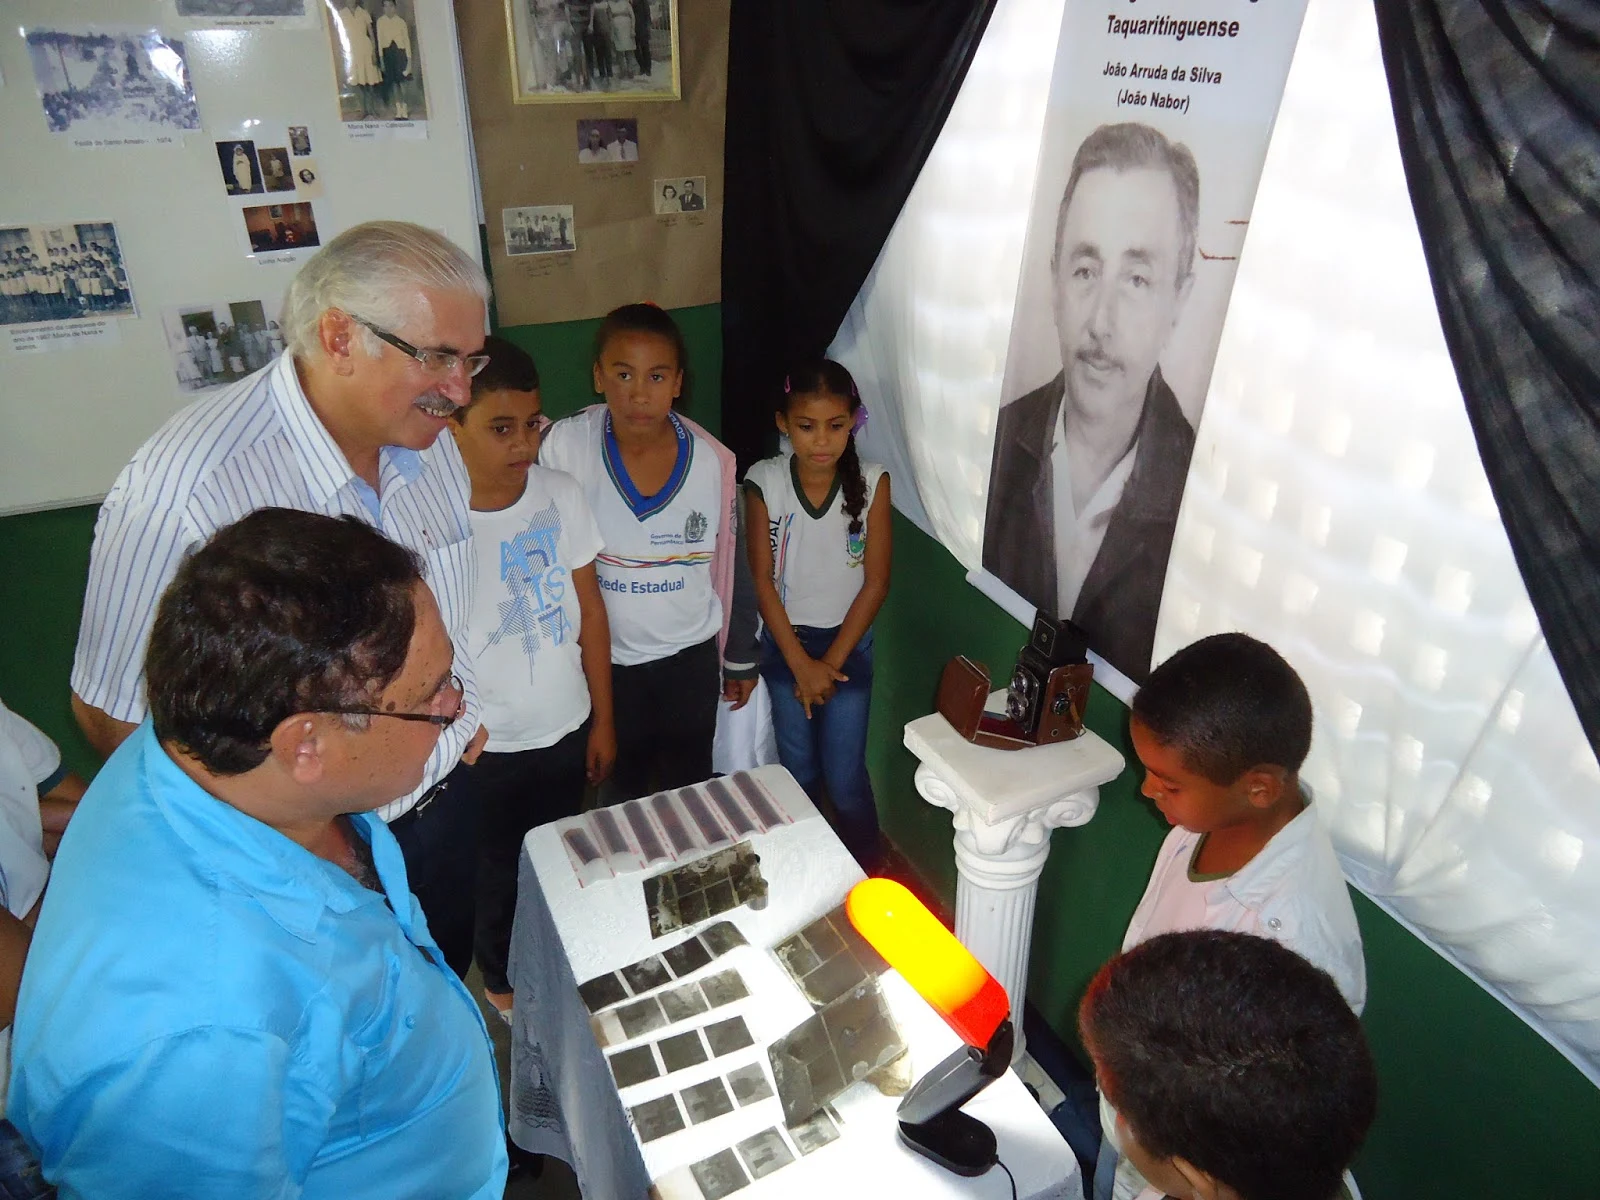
[[576, 921, 749, 1015]]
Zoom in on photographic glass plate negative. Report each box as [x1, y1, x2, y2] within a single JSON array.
[[643, 842, 767, 938], [681, 1077, 736, 1125], [726, 1062, 775, 1107], [736, 1127, 795, 1180], [769, 978, 905, 1129], [703, 1015, 754, 1057], [787, 1107, 841, 1155], [658, 1029, 709, 1073], [608, 1044, 661, 1089], [577, 971, 629, 1014], [616, 996, 668, 1041], [631, 1093, 686, 1143], [689, 1148, 749, 1199], [699, 968, 749, 1008], [658, 981, 711, 1023], [772, 904, 891, 1008], [621, 955, 672, 995]]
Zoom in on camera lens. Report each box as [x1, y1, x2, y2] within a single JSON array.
[[1007, 668, 1034, 723]]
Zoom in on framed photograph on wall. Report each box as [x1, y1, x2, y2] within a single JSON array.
[[505, 0, 679, 104]]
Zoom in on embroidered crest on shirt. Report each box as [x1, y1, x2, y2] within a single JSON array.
[[487, 500, 572, 679], [845, 523, 866, 566], [684, 510, 708, 543]]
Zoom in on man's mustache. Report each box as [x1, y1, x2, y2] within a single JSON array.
[[413, 390, 461, 418], [1075, 347, 1122, 374]]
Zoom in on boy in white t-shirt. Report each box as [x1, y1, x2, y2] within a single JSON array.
[[1093, 633, 1366, 1200], [449, 337, 614, 1021]]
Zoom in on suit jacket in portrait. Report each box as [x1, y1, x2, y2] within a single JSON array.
[[981, 367, 1196, 682]]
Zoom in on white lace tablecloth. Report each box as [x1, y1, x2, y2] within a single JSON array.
[[508, 764, 1080, 1199]]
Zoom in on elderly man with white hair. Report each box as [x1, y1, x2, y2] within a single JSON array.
[[70, 221, 492, 976]]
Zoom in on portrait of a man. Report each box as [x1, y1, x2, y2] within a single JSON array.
[[983, 122, 1199, 681]]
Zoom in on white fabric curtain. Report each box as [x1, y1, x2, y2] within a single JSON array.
[[832, 0, 1600, 1082]]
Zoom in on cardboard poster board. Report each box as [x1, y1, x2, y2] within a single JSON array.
[[456, 0, 728, 325]]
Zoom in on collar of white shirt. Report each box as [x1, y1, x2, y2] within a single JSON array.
[[1051, 400, 1139, 615], [268, 354, 423, 511]]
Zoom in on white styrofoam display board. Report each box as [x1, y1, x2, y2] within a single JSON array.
[[0, 1, 480, 514]]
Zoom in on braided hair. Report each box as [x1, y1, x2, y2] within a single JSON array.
[[783, 359, 866, 536]]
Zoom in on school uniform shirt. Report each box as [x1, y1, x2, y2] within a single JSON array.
[[742, 453, 886, 629], [540, 406, 725, 667], [70, 353, 478, 824], [466, 466, 605, 753]]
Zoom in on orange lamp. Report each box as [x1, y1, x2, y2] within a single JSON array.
[[846, 878, 1014, 1177]]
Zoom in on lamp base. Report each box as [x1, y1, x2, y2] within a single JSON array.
[[897, 1108, 998, 1177]]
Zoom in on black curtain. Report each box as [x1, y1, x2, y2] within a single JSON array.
[[1375, 2, 1600, 748], [721, 0, 999, 469]]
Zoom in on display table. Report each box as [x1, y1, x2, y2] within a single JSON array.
[[905, 697, 1126, 1061], [507, 764, 1081, 1199]]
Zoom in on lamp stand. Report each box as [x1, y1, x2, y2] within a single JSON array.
[[898, 1107, 998, 1176]]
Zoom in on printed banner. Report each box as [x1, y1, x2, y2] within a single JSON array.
[[980, 0, 1309, 683]]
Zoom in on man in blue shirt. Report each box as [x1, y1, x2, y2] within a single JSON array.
[[9, 509, 507, 1198]]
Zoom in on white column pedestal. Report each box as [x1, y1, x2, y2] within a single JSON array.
[[906, 694, 1125, 1062]]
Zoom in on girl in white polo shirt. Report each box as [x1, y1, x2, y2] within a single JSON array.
[[742, 359, 892, 869], [450, 336, 614, 1020], [540, 305, 758, 800]]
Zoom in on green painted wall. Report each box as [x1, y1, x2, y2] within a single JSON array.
[[5, 302, 1599, 1197]]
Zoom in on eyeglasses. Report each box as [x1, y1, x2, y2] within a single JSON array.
[[321, 673, 465, 730], [347, 314, 490, 378]]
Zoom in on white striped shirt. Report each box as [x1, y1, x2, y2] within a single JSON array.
[[71, 353, 478, 822]]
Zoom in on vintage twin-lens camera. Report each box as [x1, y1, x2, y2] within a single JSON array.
[[936, 614, 1093, 751]]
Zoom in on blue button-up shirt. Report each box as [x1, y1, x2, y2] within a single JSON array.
[[8, 723, 507, 1199]]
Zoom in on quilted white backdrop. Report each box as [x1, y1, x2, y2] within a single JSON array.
[[831, 0, 1600, 1081]]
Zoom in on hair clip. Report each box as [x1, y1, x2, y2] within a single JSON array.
[[852, 403, 869, 436], [782, 375, 792, 394]]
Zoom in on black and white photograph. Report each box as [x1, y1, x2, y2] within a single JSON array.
[[324, 0, 428, 123], [607, 1044, 659, 1089], [241, 202, 321, 253], [726, 1062, 774, 1107], [0, 223, 134, 328], [160, 298, 282, 392], [984, 121, 1203, 684], [293, 159, 324, 199], [288, 124, 313, 155], [509, 0, 679, 103], [629, 1094, 685, 1143], [216, 140, 263, 195], [689, 1149, 749, 1200], [657, 1030, 707, 1073], [503, 205, 576, 256], [700, 922, 747, 956], [654, 177, 706, 215], [258, 146, 295, 193], [680, 1077, 735, 1125], [736, 1128, 795, 1180], [576, 118, 639, 163], [25, 29, 202, 141]]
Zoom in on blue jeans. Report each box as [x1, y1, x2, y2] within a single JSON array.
[[0, 1120, 52, 1199], [760, 626, 879, 869]]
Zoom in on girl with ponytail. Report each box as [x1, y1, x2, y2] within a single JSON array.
[[742, 359, 892, 869]]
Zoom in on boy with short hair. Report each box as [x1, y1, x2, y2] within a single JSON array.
[[450, 335, 615, 1020], [1080, 929, 1377, 1200], [1098, 632, 1366, 1200]]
